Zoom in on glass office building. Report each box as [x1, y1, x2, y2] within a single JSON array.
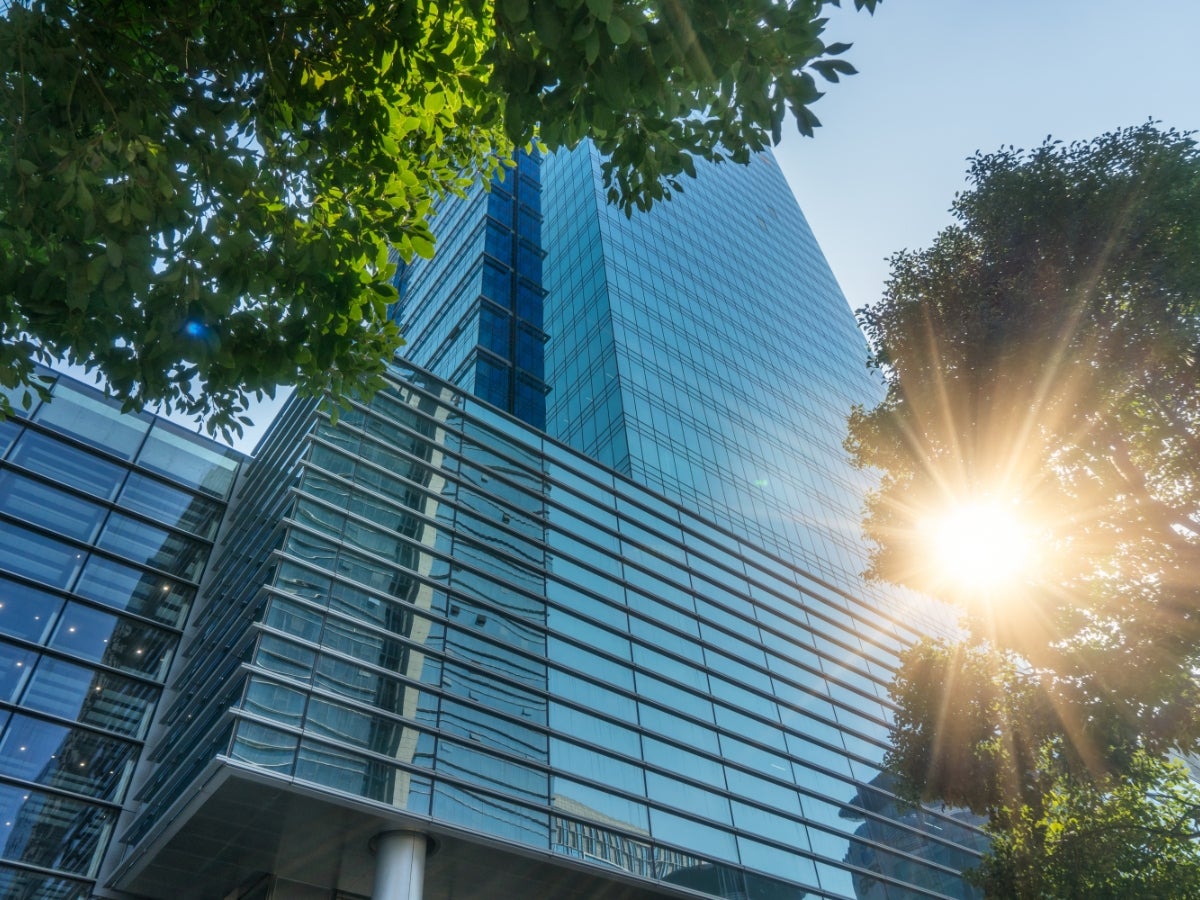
[[108, 361, 983, 900], [4, 143, 984, 898], [0, 376, 239, 899]]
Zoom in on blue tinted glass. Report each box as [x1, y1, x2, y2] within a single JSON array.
[[0, 419, 20, 457], [74, 556, 192, 627], [0, 469, 105, 542], [0, 782, 111, 875], [0, 644, 37, 702], [0, 577, 63, 643], [0, 521, 83, 589], [648, 808, 738, 862], [432, 783, 548, 847], [21, 657, 157, 738], [119, 471, 223, 539], [230, 720, 297, 773], [0, 713, 136, 799], [96, 513, 206, 581], [137, 424, 238, 497], [56, 605, 172, 678], [33, 385, 149, 459]]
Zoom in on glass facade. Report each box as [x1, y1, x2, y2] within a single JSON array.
[[391, 150, 549, 430], [0, 376, 237, 899], [6, 142, 985, 898], [119, 361, 983, 899]]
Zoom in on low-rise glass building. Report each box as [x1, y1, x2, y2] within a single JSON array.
[[0, 376, 239, 898]]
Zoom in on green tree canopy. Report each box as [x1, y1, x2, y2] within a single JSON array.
[[847, 124, 1200, 896], [1, 0, 876, 436]]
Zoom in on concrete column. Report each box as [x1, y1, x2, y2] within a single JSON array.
[[372, 831, 427, 900]]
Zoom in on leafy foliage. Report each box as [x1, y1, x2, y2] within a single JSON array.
[[848, 124, 1200, 895], [1, 0, 877, 436], [972, 753, 1200, 900]]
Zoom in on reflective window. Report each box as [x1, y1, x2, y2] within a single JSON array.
[[548, 637, 631, 690], [0, 521, 84, 589], [0, 713, 137, 800], [263, 597, 324, 643], [0, 867, 92, 900], [436, 738, 547, 803], [254, 634, 316, 680], [74, 556, 192, 627], [432, 783, 548, 847], [552, 776, 649, 832], [296, 739, 432, 811], [243, 677, 307, 727], [230, 720, 297, 773], [0, 644, 37, 703], [0, 419, 20, 457], [0, 470, 106, 542], [649, 808, 738, 862], [737, 836, 819, 891], [138, 424, 238, 497], [0, 576, 63, 644], [548, 702, 640, 758], [646, 771, 732, 825], [440, 698, 547, 761], [0, 782, 112, 875], [547, 671, 636, 730], [21, 657, 157, 738], [49, 603, 174, 678], [33, 385, 149, 459], [96, 513, 207, 581], [550, 738, 645, 797], [119, 472, 224, 539]]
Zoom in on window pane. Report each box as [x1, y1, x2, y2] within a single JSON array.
[[21, 657, 157, 738], [0, 419, 21, 458], [50, 604, 174, 678], [33, 385, 149, 459], [119, 472, 223, 540], [0, 576, 63, 644], [74, 556, 192, 627], [138, 424, 238, 497], [0, 782, 112, 875], [96, 514, 207, 581], [0, 644, 37, 703], [0, 471, 106, 543], [0, 713, 137, 800], [230, 720, 297, 773], [0, 522, 84, 589], [6, 429, 125, 499]]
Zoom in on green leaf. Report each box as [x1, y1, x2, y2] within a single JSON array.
[[606, 14, 631, 45], [586, 0, 612, 23]]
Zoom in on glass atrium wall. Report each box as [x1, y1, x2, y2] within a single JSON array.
[[0, 376, 238, 898], [122, 364, 984, 900]]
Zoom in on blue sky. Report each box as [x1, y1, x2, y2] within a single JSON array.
[[774, 0, 1200, 313]]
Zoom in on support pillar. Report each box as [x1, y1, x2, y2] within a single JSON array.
[[371, 831, 427, 900]]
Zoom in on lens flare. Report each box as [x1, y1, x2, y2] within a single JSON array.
[[923, 499, 1037, 593]]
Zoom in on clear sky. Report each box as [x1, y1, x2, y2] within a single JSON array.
[[774, 0, 1200, 314]]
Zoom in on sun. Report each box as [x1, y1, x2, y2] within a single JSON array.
[[922, 499, 1038, 594]]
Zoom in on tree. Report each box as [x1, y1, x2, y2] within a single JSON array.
[[972, 751, 1200, 900], [1, 0, 877, 437], [845, 124, 1200, 895]]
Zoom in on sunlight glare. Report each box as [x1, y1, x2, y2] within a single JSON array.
[[924, 500, 1036, 593]]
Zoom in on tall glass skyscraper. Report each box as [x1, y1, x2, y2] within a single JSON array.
[[3, 143, 983, 900]]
